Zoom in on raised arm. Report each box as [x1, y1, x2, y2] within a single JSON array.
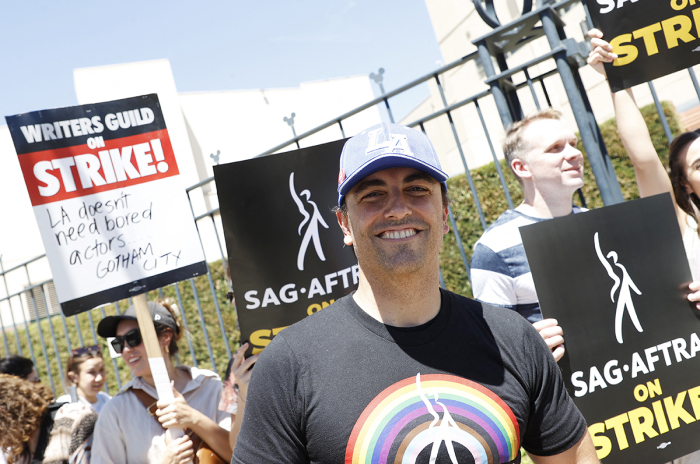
[[588, 29, 700, 309], [588, 29, 685, 231]]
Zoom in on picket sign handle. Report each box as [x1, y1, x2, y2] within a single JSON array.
[[132, 293, 187, 446]]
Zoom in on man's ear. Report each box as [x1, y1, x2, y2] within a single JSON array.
[[511, 158, 531, 181], [336, 210, 354, 246], [442, 205, 449, 235]]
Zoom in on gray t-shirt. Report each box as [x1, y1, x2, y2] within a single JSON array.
[[233, 290, 587, 463]]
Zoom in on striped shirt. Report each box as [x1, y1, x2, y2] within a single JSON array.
[[470, 207, 586, 323]]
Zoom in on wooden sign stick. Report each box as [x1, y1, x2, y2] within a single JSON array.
[[132, 293, 186, 441]]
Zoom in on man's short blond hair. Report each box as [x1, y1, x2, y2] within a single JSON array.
[[502, 108, 565, 175]]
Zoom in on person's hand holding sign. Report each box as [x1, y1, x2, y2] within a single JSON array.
[[156, 382, 203, 430], [227, 343, 259, 451], [587, 28, 617, 77], [157, 381, 233, 462], [688, 282, 700, 309], [161, 433, 194, 464], [533, 319, 565, 362], [230, 343, 258, 407]]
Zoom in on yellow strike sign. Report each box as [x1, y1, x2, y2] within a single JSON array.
[[611, 2, 700, 66], [589, 379, 700, 460], [248, 299, 336, 354]]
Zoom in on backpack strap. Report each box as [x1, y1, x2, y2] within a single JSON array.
[[32, 401, 66, 464]]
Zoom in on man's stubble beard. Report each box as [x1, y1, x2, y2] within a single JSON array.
[[352, 218, 443, 279]]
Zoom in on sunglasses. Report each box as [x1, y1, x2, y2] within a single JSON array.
[[72, 344, 101, 356], [110, 328, 143, 354]]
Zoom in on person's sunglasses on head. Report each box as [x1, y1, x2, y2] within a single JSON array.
[[71, 344, 102, 356]]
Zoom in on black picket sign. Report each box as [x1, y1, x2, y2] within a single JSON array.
[[585, 0, 700, 92], [521, 194, 700, 463], [214, 139, 358, 356]]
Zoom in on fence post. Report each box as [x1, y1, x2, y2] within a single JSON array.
[[0, 257, 23, 354], [540, 8, 622, 206], [476, 41, 513, 129], [570, 60, 624, 204], [648, 81, 674, 145], [370, 68, 396, 123]]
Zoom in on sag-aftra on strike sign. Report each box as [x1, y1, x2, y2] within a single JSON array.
[[521, 194, 700, 464], [6, 94, 206, 316], [586, 0, 700, 92], [215, 140, 359, 357]]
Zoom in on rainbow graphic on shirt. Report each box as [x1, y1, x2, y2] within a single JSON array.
[[345, 373, 520, 464]]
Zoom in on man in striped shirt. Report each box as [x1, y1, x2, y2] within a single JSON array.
[[471, 108, 585, 361]]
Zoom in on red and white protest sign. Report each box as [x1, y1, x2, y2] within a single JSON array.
[[5, 94, 207, 315]]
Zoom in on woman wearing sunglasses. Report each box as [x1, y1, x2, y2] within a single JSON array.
[[56, 345, 110, 413], [91, 299, 232, 464]]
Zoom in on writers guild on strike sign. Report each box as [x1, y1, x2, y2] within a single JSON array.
[[520, 194, 700, 463], [215, 139, 358, 356], [585, 0, 700, 92], [33, 137, 170, 198], [5, 94, 206, 316]]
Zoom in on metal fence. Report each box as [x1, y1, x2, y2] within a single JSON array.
[[2, 0, 699, 396]]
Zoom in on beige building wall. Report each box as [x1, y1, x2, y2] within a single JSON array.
[[406, 0, 700, 177]]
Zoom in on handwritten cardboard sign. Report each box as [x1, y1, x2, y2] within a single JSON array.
[[585, 0, 700, 92], [520, 194, 700, 463], [5, 94, 206, 315], [214, 139, 358, 356]]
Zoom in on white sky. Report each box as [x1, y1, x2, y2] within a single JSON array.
[[1, 0, 444, 122]]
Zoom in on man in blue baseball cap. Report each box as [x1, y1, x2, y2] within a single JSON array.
[[233, 123, 598, 464]]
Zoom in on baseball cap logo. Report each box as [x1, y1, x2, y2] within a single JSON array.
[[154, 314, 162, 321], [365, 129, 414, 157]]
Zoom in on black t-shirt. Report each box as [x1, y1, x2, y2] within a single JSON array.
[[233, 290, 586, 464]]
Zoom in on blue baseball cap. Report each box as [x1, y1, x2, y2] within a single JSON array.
[[337, 122, 448, 207]]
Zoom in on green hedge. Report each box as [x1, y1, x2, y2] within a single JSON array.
[[0, 101, 682, 398], [0, 261, 237, 396]]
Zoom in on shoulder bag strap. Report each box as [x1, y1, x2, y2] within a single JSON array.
[[127, 388, 207, 456], [129, 387, 160, 417]]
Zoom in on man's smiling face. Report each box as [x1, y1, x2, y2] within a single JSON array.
[[518, 118, 584, 193], [337, 166, 448, 277]]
